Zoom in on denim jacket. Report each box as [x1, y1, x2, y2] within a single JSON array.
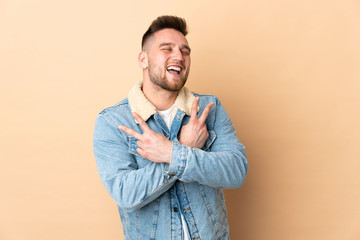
[[93, 81, 248, 240]]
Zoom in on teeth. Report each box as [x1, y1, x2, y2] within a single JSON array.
[[167, 66, 181, 72]]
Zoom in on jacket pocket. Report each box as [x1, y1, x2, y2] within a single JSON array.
[[128, 137, 151, 168], [202, 129, 216, 151], [128, 136, 142, 157]]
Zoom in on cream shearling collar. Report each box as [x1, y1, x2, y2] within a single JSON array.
[[128, 81, 196, 122]]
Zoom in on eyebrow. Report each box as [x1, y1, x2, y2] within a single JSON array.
[[159, 42, 191, 53]]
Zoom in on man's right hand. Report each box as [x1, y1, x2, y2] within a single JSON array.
[[179, 96, 213, 149], [118, 112, 173, 164]]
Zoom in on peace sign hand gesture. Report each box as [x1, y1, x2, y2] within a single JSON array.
[[180, 97, 214, 149], [118, 112, 172, 164]]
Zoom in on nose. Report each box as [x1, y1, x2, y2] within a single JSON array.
[[172, 48, 184, 62]]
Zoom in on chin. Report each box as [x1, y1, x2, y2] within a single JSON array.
[[167, 79, 187, 91]]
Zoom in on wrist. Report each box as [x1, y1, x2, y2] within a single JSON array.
[[166, 142, 173, 164], [164, 141, 187, 178]]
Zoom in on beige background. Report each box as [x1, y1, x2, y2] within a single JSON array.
[[1, 0, 359, 239]]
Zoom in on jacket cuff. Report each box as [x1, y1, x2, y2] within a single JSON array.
[[164, 139, 188, 178]]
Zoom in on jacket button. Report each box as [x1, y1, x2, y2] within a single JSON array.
[[173, 207, 179, 212]]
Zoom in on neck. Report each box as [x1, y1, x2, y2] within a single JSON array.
[[142, 79, 178, 111]]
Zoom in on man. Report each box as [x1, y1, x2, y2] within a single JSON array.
[[93, 15, 248, 240]]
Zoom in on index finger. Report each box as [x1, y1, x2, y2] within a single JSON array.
[[198, 102, 214, 123], [118, 125, 142, 140], [132, 112, 151, 132]]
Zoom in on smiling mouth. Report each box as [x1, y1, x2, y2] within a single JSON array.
[[167, 66, 182, 75]]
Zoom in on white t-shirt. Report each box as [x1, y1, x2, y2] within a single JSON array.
[[158, 106, 191, 240]]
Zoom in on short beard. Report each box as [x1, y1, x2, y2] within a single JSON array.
[[148, 63, 189, 92]]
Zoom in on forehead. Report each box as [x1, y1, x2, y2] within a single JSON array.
[[152, 28, 189, 47]]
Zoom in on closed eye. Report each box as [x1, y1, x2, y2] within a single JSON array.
[[181, 50, 190, 56], [161, 48, 171, 51]]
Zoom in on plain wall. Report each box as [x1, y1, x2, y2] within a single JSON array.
[[1, 0, 359, 239]]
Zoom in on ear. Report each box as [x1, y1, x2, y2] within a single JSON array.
[[138, 52, 148, 69]]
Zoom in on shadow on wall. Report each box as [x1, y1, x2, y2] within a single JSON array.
[[225, 189, 250, 239]]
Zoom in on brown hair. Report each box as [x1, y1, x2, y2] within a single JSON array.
[[141, 15, 188, 50]]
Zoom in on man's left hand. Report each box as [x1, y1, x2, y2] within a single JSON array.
[[179, 97, 213, 149]]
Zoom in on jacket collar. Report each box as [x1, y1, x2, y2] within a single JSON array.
[[128, 81, 196, 122]]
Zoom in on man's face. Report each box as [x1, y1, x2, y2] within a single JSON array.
[[144, 28, 191, 92]]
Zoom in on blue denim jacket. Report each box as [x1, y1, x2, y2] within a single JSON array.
[[93, 82, 248, 240]]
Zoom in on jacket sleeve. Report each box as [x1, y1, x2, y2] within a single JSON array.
[[165, 97, 248, 189], [93, 114, 176, 212]]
